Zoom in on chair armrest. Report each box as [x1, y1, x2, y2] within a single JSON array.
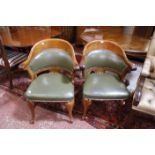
[[123, 79, 129, 86], [73, 70, 85, 85], [73, 64, 85, 86], [124, 63, 142, 94], [80, 64, 85, 78], [131, 63, 137, 71], [79, 64, 85, 70], [123, 64, 137, 86], [73, 77, 85, 86], [73, 64, 80, 71]]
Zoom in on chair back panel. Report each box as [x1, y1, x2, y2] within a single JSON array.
[[81, 40, 133, 76], [29, 48, 73, 73], [85, 49, 127, 73], [21, 39, 77, 79]]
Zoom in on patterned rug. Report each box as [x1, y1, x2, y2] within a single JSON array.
[[0, 88, 96, 129], [0, 69, 155, 129]]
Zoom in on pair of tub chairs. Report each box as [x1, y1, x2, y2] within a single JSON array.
[[21, 38, 136, 124]]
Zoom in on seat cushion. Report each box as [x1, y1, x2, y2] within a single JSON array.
[[25, 73, 74, 102], [83, 73, 130, 100]]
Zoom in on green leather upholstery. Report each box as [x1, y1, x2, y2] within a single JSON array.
[[84, 49, 127, 73], [25, 73, 74, 101], [29, 48, 73, 73], [83, 72, 130, 99]]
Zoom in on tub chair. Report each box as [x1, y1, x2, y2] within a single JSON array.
[[80, 40, 136, 119], [21, 38, 78, 124]]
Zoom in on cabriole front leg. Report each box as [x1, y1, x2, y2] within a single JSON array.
[[82, 98, 92, 120], [27, 100, 37, 124], [65, 100, 74, 123]]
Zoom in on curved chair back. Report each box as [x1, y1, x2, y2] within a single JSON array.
[[81, 40, 133, 77], [21, 39, 78, 79]]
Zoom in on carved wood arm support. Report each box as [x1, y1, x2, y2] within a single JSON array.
[[73, 64, 85, 85], [123, 63, 137, 86]]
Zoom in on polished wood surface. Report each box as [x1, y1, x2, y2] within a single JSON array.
[[76, 26, 123, 45], [80, 31, 151, 53], [133, 26, 154, 39], [0, 27, 62, 48]]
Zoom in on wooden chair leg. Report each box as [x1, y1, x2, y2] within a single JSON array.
[[8, 71, 13, 89], [65, 100, 74, 123], [82, 98, 92, 120], [117, 98, 132, 128], [27, 101, 36, 124], [120, 100, 125, 106], [124, 96, 133, 112]]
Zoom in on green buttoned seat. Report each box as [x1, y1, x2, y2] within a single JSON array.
[[83, 72, 129, 100], [81, 40, 134, 118], [25, 72, 74, 102], [21, 39, 78, 124]]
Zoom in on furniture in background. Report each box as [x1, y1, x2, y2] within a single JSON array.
[[61, 26, 76, 43], [133, 26, 154, 39], [20, 39, 78, 124], [80, 30, 151, 60], [133, 78, 155, 116], [0, 27, 62, 49], [0, 38, 13, 88], [141, 31, 155, 79], [79, 40, 136, 120], [0, 36, 27, 89], [132, 31, 155, 116], [0, 27, 62, 89], [48, 26, 76, 43], [76, 26, 123, 45]]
